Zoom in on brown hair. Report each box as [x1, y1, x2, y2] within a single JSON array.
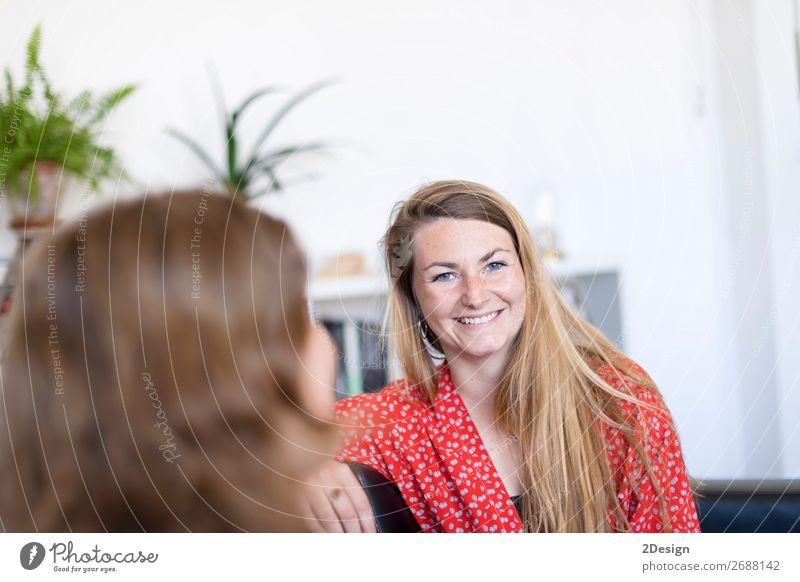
[[383, 180, 672, 532], [0, 190, 335, 532]]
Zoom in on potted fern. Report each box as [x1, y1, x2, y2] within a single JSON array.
[[166, 69, 332, 199], [0, 25, 135, 229]]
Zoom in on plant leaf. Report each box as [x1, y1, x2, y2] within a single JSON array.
[[205, 60, 228, 129], [255, 142, 327, 168], [232, 87, 279, 122], [4, 69, 15, 101], [255, 167, 283, 197], [243, 78, 335, 172], [226, 169, 251, 197], [225, 118, 237, 185], [66, 90, 92, 116], [165, 127, 224, 181], [88, 84, 136, 125], [227, 87, 281, 181], [25, 24, 42, 87]]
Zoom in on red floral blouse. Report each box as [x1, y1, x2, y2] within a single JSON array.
[[335, 360, 701, 533]]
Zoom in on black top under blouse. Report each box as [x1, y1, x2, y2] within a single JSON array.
[[347, 462, 527, 532], [511, 495, 523, 519]]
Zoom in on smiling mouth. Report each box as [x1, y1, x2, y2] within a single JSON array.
[[454, 309, 504, 326]]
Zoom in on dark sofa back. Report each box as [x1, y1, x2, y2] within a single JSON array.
[[694, 479, 800, 533], [348, 463, 800, 533]]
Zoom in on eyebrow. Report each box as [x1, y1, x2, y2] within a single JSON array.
[[422, 248, 511, 271]]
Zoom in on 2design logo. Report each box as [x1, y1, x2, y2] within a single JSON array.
[[20, 542, 46, 570]]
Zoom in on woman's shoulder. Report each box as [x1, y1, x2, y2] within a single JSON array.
[[592, 354, 672, 426], [334, 379, 428, 426]]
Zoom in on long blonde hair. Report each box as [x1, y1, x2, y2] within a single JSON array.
[[383, 180, 672, 532]]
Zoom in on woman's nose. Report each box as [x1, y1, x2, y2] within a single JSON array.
[[461, 274, 489, 307]]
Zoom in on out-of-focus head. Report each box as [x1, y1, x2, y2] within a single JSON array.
[[0, 190, 337, 532]]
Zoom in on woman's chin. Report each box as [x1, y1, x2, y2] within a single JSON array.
[[451, 342, 507, 362]]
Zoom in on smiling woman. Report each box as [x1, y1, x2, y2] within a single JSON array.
[[413, 218, 528, 368], [304, 180, 700, 533]]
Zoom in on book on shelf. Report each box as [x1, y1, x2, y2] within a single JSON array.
[[359, 321, 388, 394], [321, 320, 349, 400], [321, 319, 388, 400]]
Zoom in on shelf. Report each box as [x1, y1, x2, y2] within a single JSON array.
[[309, 274, 388, 302]]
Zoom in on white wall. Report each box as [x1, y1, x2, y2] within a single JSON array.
[[0, 0, 795, 479], [700, 0, 784, 480], [754, 0, 800, 479]]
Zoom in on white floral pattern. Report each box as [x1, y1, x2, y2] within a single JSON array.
[[335, 360, 701, 533]]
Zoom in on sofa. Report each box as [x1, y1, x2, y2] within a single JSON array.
[[349, 464, 800, 533]]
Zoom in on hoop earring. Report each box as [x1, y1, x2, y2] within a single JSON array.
[[418, 318, 444, 358]]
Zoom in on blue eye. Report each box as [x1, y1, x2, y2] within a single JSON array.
[[433, 272, 455, 282], [486, 261, 506, 271]]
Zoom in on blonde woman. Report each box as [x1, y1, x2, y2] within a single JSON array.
[[303, 180, 700, 533]]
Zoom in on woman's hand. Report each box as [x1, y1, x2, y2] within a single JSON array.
[[300, 459, 377, 533]]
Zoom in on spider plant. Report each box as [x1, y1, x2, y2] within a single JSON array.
[[166, 71, 332, 199]]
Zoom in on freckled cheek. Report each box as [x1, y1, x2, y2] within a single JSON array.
[[417, 291, 438, 317], [500, 285, 527, 323], [419, 290, 459, 331], [492, 280, 523, 304]]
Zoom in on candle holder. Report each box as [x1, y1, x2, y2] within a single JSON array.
[[531, 188, 564, 262]]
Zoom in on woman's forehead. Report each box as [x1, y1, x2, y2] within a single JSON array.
[[414, 218, 514, 262]]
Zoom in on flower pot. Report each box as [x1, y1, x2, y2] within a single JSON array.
[[3, 161, 66, 231]]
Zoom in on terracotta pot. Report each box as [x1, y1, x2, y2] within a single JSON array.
[[4, 161, 66, 231]]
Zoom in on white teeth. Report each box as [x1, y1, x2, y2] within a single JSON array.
[[457, 310, 500, 325]]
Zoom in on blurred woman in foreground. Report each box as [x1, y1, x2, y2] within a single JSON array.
[[0, 191, 336, 532]]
